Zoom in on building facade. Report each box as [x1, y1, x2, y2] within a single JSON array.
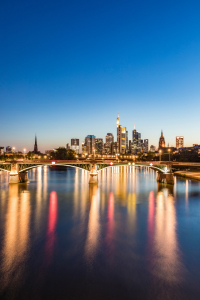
[[84, 135, 96, 154], [159, 131, 165, 149], [176, 136, 184, 149], [6, 146, 12, 153], [150, 145, 156, 152], [132, 129, 141, 154], [0, 147, 4, 155], [106, 133, 114, 147], [117, 115, 126, 154], [95, 138, 103, 154], [111, 142, 118, 154], [126, 131, 128, 152], [144, 139, 149, 153], [71, 139, 79, 154], [66, 143, 70, 150]]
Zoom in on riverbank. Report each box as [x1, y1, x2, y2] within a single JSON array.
[[174, 171, 200, 181]]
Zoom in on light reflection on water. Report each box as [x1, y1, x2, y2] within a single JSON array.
[[0, 166, 200, 299]]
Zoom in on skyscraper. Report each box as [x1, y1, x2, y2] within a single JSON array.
[[71, 139, 79, 154], [144, 139, 149, 153], [84, 135, 96, 154], [95, 138, 103, 154], [176, 136, 184, 149], [106, 133, 114, 147], [126, 131, 128, 152], [132, 128, 141, 154], [159, 131, 165, 149], [117, 115, 126, 154]]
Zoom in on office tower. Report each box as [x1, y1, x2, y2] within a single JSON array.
[[159, 130, 165, 149], [95, 138, 103, 154], [71, 139, 79, 154], [84, 135, 96, 154], [129, 140, 132, 152], [141, 139, 144, 152], [132, 128, 141, 154], [117, 115, 126, 154], [106, 133, 114, 147], [176, 136, 184, 149], [144, 139, 149, 153], [126, 131, 128, 152], [111, 142, 118, 154]]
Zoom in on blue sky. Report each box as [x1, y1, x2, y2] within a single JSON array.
[[0, 0, 200, 152]]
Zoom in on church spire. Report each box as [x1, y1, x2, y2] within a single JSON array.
[[34, 135, 38, 154]]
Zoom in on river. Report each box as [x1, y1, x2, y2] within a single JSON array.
[[0, 166, 200, 299]]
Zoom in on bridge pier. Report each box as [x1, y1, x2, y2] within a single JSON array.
[[9, 163, 28, 183], [89, 162, 98, 184], [156, 172, 174, 185]]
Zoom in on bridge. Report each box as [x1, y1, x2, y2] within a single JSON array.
[[0, 159, 175, 184]]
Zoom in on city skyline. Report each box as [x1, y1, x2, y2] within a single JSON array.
[[1, 0, 200, 151], [0, 120, 193, 153]]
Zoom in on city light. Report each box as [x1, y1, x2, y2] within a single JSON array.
[[52, 161, 56, 165]]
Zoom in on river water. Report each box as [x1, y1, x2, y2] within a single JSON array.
[[0, 166, 200, 300]]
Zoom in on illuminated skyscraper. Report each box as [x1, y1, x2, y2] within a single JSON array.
[[132, 128, 141, 154], [126, 131, 128, 152], [106, 133, 114, 147], [144, 139, 149, 153], [159, 130, 165, 149], [116, 115, 126, 154], [95, 138, 103, 154], [71, 139, 79, 154], [176, 136, 184, 149], [85, 135, 96, 154]]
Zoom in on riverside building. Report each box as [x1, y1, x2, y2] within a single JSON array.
[[71, 139, 79, 154], [117, 115, 126, 154], [176, 136, 184, 149]]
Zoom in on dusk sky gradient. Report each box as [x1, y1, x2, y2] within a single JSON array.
[[1, 0, 200, 152]]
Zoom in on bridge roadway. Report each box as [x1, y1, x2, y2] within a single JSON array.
[[0, 159, 193, 184]]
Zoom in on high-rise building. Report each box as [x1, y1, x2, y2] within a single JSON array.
[[34, 135, 38, 154], [104, 133, 114, 154], [117, 115, 126, 154], [111, 142, 118, 154], [106, 133, 114, 147], [126, 131, 128, 152], [66, 143, 70, 150], [129, 140, 132, 152], [71, 139, 79, 154], [176, 136, 184, 149], [84, 135, 96, 154], [95, 138, 103, 154], [144, 139, 149, 153], [159, 130, 165, 149], [132, 128, 141, 154]]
